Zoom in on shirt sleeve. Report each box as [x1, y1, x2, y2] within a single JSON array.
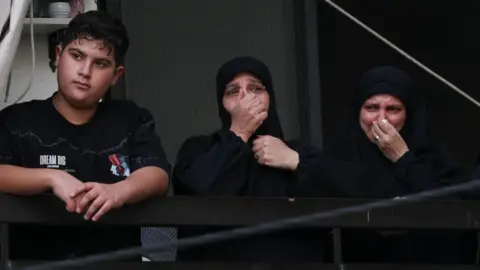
[[129, 107, 171, 174], [0, 110, 18, 165], [0, 125, 14, 165]]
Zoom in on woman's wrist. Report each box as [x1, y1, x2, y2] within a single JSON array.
[[284, 150, 300, 171]]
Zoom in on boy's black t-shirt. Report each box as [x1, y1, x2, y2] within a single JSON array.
[[0, 95, 170, 260]]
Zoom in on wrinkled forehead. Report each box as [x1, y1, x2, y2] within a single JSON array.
[[226, 72, 262, 87], [363, 93, 404, 106]]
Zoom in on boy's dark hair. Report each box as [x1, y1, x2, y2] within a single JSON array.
[[60, 11, 129, 65]]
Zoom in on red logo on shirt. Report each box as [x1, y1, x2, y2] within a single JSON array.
[[109, 154, 130, 177]]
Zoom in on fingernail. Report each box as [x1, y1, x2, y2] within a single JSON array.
[[382, 118, 388, 123], [373, 121, 377, 125], [76, 208, 80, 213]]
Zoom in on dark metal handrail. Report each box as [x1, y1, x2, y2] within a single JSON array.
[[9, 261, 480, 270], [2, 194, 480, 270], [0, 194, 479, 229]]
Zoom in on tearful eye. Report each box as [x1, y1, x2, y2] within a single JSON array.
[[248, 84, 266, 93], [387, 106, 403, 113], [225, 89, 239, 96]]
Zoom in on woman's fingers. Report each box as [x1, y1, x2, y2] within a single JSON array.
[[371, 126, 381, 144], [372, 121, 387, 142], [377, 118, 396, 135]]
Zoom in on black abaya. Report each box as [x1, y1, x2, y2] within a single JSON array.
[[173, 57, 328, 262], [300, 66, 476, 264]]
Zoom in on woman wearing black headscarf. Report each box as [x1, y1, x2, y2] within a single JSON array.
[[303, 66, 460, 198], [301, 66, 476, 263], [173, 56, 326, 262]]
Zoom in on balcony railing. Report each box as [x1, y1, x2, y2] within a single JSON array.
[[1, 194, 480, 270]]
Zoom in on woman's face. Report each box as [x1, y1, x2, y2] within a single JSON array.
[[222, 72, 270, 114], [359, 94, 406, 140]]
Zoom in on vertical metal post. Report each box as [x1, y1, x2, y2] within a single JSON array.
[[332, 228, 343, 264], [0, 224, 9, 270]]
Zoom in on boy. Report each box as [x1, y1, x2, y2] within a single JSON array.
[[0, 11, 170, 260]]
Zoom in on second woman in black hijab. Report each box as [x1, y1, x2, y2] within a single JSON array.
[[173, 56, 326, 262], [301, 66, 476, 264]]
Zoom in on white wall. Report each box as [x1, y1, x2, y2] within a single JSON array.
[[2, 0, 98, 111], [2, 35, 57, 110]]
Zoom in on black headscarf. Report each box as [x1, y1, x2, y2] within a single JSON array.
[[211, 56, 292, 197], [331, 66, 457, 198], [216, 56, 284, 140], [349, 66, 428, 148], [174, 57, 327, 262], [338, 66, 429, 161], [338, 66, 474, 264]]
